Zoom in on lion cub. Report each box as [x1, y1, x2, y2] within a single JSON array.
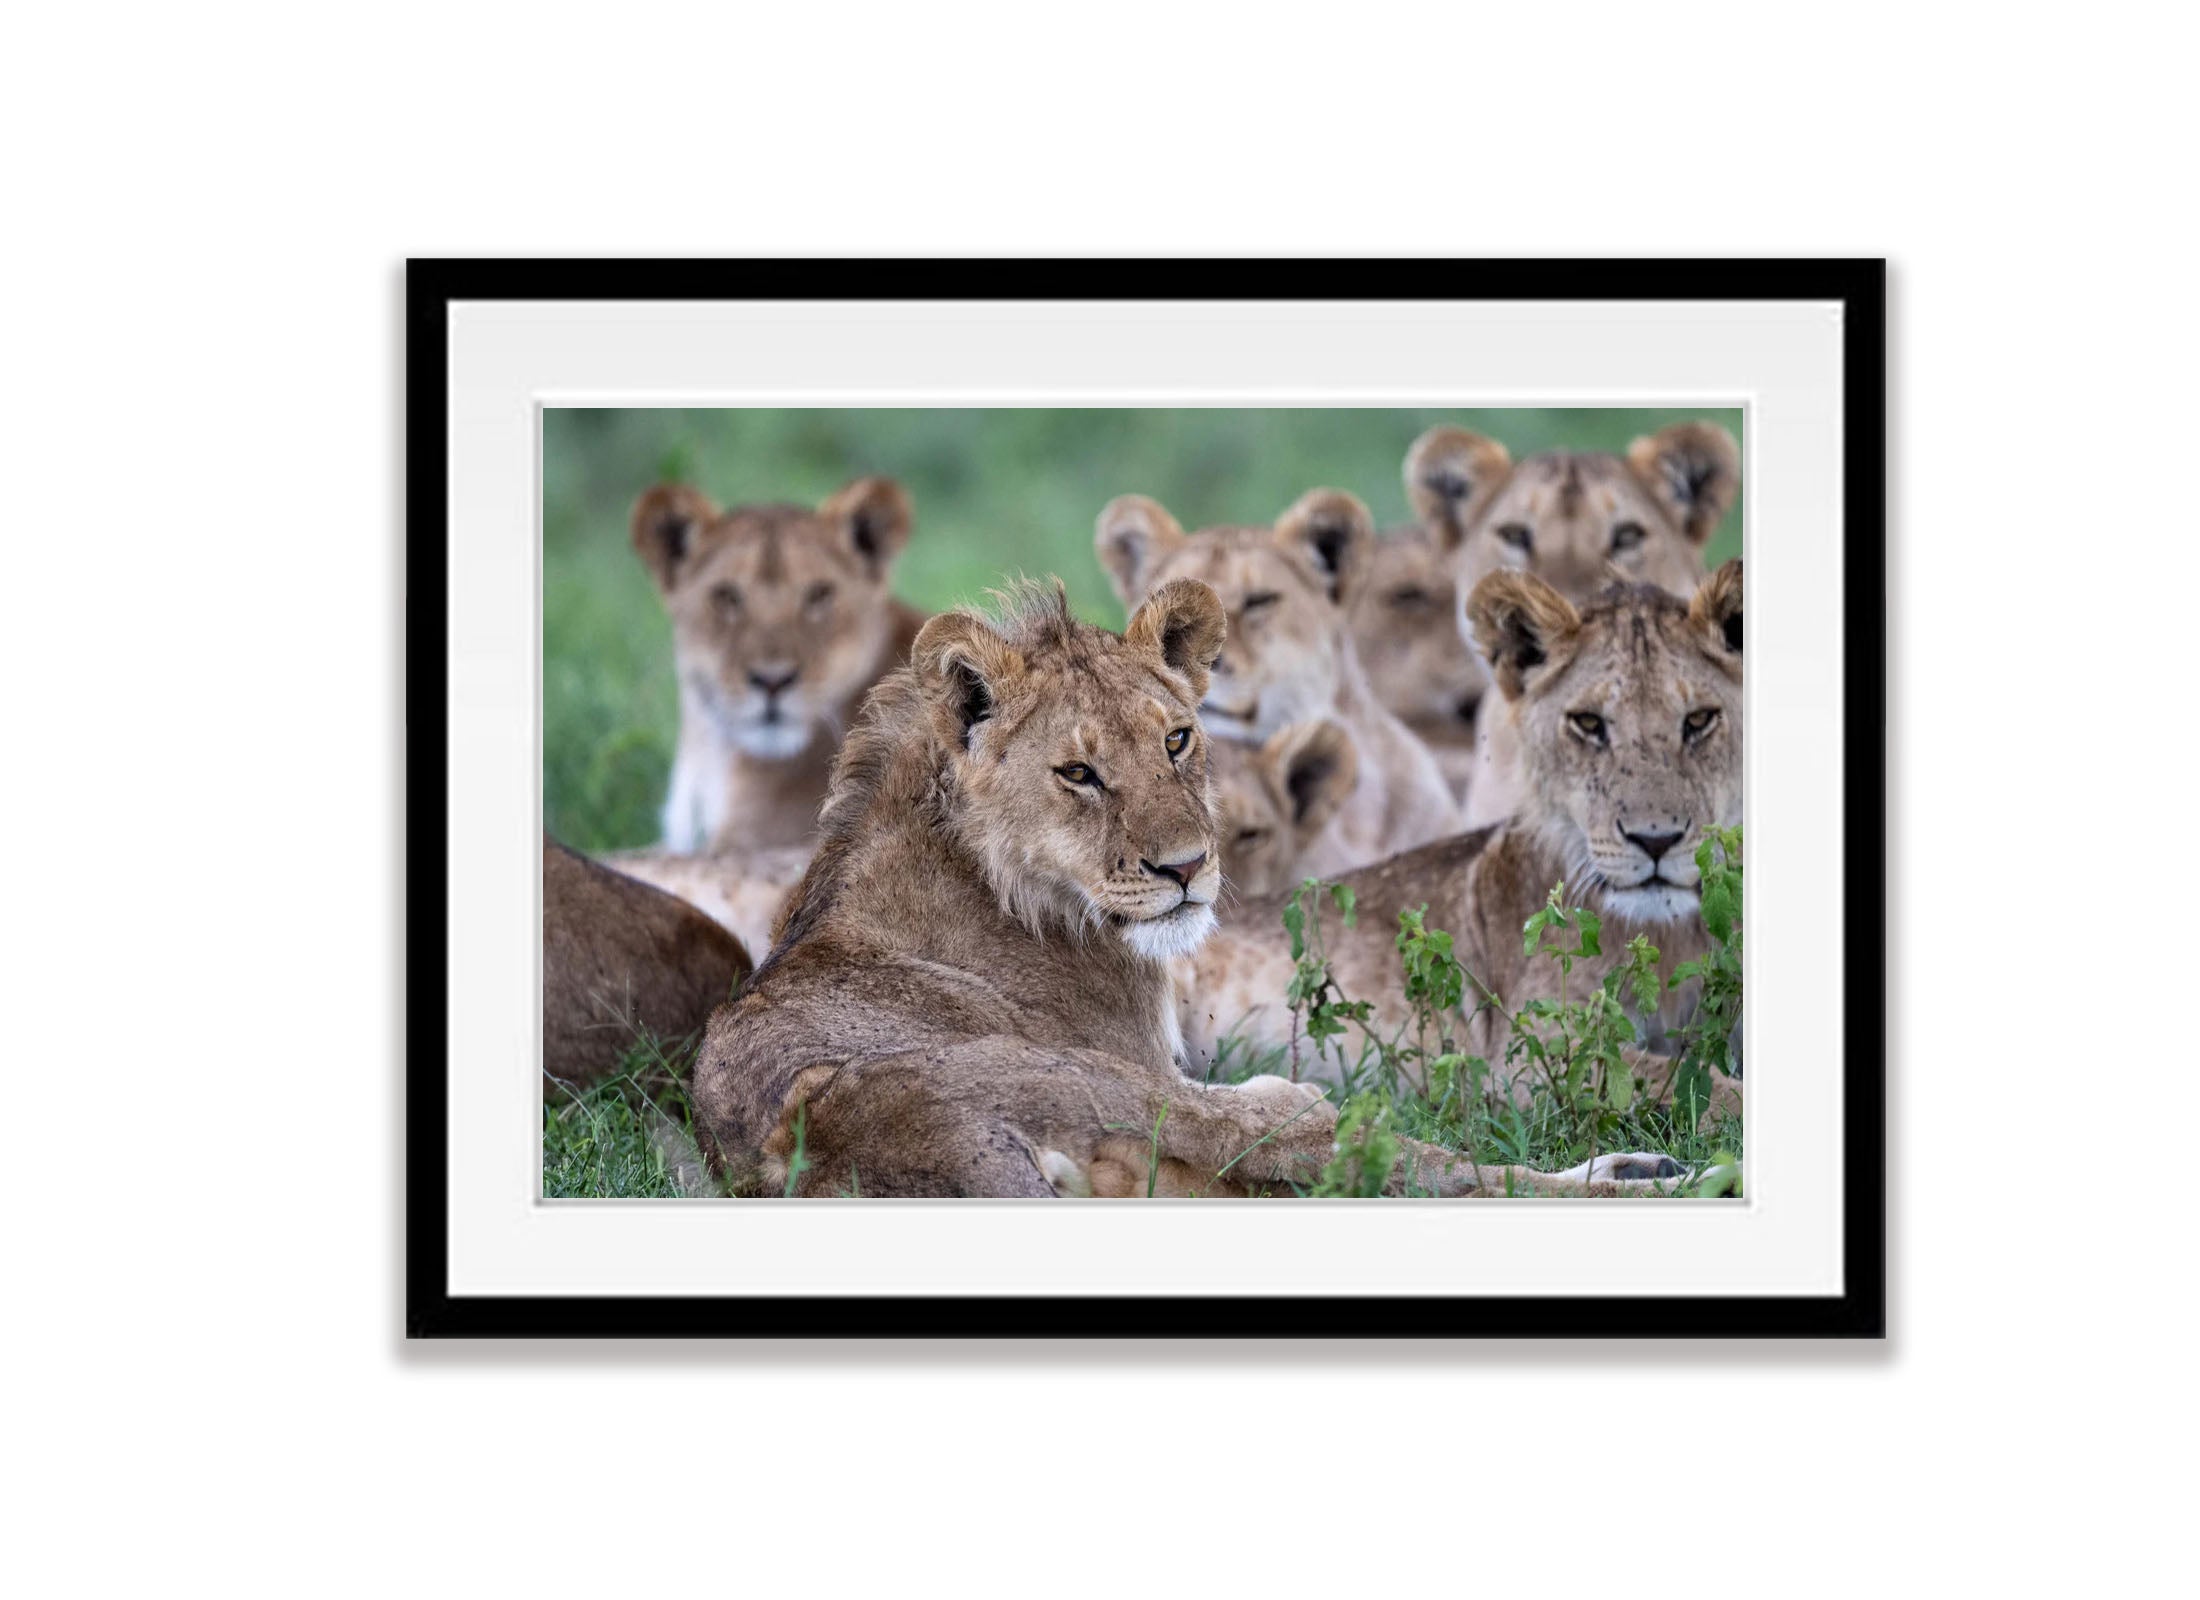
[[1209, 719, 1358, 899], [1096, 488, 1459, 880], [1396, 421, 1741, 827], [689, 579, 1675, 1198], [1348, 522, 1486, 802], [1176, 562, 1744, 1115], [632, 475, 925, 853]]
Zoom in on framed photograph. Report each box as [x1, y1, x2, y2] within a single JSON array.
[[408, 259, 1883, 1338]]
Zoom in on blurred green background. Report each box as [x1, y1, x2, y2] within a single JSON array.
[[544, 407, 1745, 851]]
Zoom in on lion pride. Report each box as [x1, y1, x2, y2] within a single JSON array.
[[690, 579, 1680, 1198]]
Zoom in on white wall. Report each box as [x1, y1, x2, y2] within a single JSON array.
[[5, 3, 2186, 1594]]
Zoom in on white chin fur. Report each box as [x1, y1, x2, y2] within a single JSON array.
[[1120, 902, 1216, 961], [729, 720, 816, 760], [1601, 883, 1699, 924]]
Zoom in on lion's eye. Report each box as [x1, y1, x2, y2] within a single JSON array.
[[1683, 708, 1721, 742], [1241, 591, 1280, 614], [1055, 762, 1103, 789], [804, 581, 835, 611], [1610, 521, 1646, 553], [1388, 585, 1429, 608], [1234, 828, 1268, 846], [1164, 727, 1191, 758], [711, 583, 743, 612], [1568, 711, 1608, 744], [1496, 522, 1533, 553]]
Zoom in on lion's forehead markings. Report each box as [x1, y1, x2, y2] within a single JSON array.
[[690, 523, 860, 597], [755, 527, 787, 584], [1158, 534, 1315, 606]]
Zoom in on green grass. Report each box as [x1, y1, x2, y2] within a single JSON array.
[[544, 407, 1744, 851], [542, 1032, 709, 1200], [1197, 1043, 1743, 1195]]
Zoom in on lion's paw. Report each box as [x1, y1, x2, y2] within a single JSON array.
[[1229, 1074, 1328, 1112]]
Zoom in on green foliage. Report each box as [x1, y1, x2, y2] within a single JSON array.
[[1510, 886, 1658, 1164], [1669, 825, 1745, 1127], [1309, 1092, 1404, 1198], [1282, 879, 1374, 1076], [782, 1103, 811, 1198], [1263, 832, 1746, 1195], [541, 1031, 708, 1200]]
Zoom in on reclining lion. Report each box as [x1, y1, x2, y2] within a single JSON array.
[[542, 838, 751, 1087], [1178, 563, 1744, 1113], [690, 579, 1678, 1198], [594, 843, 811, 962]]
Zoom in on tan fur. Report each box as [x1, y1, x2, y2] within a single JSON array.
[[1179, 566, 1744, 1118], [1095, 489, 1459, 879], [1405, 422, 1741, 828], [1210, 719, 1358, 899], [632, 476, 925, 852], [596, 844, 813, 964], [541, 838, 751, 1087], [690, 580, 1673, 1198], [1349, 523, 1486, 800]]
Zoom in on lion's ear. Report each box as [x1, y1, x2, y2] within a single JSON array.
[[913, 612, 1025, 750], [821, 475, 913, 575], [1265, 719, 1358, 834], [1095, 494, 1185, 606], [1404, 427, 1511, 552], [1125, 578, 1227, 702], [1273, 488, 1373, 608], [1689, 559, 1743, 658], [1466, 571, 1583, 700], [630, 484, 720, 592], [1627, 422, 1741, 546]]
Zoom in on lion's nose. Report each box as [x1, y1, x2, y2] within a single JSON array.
[[1140, 850, 1208, 888], [1623, 826, 1686, 864], [748, 664, 799, 696]]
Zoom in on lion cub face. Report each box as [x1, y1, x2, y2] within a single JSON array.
[[913, 580, 1229, 962], [1350, 524, 1488, 735], [632, 477, 912, 759], [1469, 562, 1743, 924], [1407, 422, 1740, 603], [1095, 489, 1373, 745], [1209, 720, 1358, 898]]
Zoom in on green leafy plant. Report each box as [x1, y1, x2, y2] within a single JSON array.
[[1281, 879, 1374, 1081], [1308, 1091, 1403, 1197], [1669, 825, 1744, 1127], [1264, 829, 1745, 1197], [1507, 886, 1671, 1165]]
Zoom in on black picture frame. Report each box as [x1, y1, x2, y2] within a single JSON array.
[[406, 258, 1885, 1340]]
